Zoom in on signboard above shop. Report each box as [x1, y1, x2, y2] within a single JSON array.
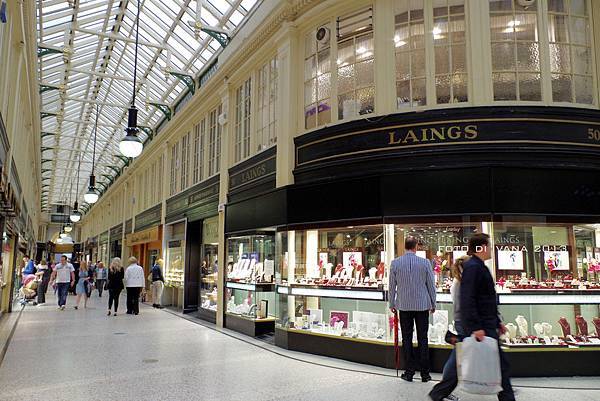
[[294, 106, 600, 182]]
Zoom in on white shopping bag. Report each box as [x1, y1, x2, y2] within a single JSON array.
[[456, 335, 502, 395]]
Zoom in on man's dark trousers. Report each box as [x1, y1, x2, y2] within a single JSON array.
[[399, 310, 430, 376]]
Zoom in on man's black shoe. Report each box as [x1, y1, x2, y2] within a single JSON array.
[[421, 374, 432, 383], [400, 372, 413, 382]]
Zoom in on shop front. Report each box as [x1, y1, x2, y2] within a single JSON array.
[[109, 223, 123, 261], [126, 204, 163, 292], [98, 231, 109, 265], [226, 106, 600, 376], [165, 175, 220, 316], [85, 236, 98, 263], [224, 147, 278, 336]]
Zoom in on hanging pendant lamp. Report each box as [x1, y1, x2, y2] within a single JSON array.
[[119, 0, 143, 158], [85, 104, 100, 204], [71, 149, 83, 222]]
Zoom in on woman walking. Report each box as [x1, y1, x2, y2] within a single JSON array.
[[107, 258, 125, 316], [35, 259, 51, 305], [428, 255, 469, 401], [125, 256, 145, 315], [74, 261, 91, 309]]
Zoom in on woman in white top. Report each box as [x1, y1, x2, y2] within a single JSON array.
[[124, 256, 145, 315], [35, 259, 51, 304]]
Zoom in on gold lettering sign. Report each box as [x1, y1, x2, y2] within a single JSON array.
[[125, 226, 160, 246], [388, 124, 478, 145], [241, 163, 267, 184]]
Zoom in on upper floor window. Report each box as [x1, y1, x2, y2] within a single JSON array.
[[169, 141, 180, 196], [180, 132, 190, 191], [337, 8, 375, 120], [234, 79, 252, 162], [490, 0, 541, 101], [304, 24, 332, 130], [208, 105, 222, 176], [257, 56, 278, 151], [489, 0, 595, 105], [193, 119, 205, 184], [395, 0, 468, 108], [547, 0, 594, 104]]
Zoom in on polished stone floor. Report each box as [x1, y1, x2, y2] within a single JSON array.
[[0, 293, 599, 401]]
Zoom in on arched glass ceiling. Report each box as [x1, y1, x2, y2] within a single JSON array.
[[37, 0, 258, 211]]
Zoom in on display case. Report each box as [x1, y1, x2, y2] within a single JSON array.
[[274, 222, 600, 376], [225, 233, 277, 336], [199, 243, 219, 321], [164, 221, 185, 309]]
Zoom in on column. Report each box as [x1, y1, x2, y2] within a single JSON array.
[[216, 85, 230, 328], [275, 23, 299, 188]]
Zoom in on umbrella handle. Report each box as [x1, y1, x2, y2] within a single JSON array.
[[394, 311, 400, 376]]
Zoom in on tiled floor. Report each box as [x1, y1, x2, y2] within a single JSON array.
[[0, 293, 599, 401]]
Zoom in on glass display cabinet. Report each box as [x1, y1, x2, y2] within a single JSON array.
[[163, 221, 185, 309], [225, 232, 277, 336], [199, 243, 219, 322], [274, 222, 600, 376]]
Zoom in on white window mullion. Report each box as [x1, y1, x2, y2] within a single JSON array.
[[538, 0, 552, 104], [589, 0, 600, 106], [424, 0, 435, 107], [330, 17, 340, 123]]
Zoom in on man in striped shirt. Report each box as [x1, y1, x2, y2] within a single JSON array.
[[389, 237, 436, 383]]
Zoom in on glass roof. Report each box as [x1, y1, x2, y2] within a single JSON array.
[[37, 0, 258, 210]]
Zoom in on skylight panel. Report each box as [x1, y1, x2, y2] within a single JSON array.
[[229, 10, 244, 26], [240, 0, 257, 13]]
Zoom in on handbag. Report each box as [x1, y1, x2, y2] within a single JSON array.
[[457, 335, 502, 395]]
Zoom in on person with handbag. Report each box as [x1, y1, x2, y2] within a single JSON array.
[[459, 234, 515, 401], [35, 259, 52, 305], [124, 256, 145, 315], [95, 261, 107, 297], [428, 256, 469, 401], [106, 258, 125, 316], [150, 259, 165, 309], [74, 261, 91, 309]]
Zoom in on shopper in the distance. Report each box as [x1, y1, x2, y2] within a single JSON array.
[[124, 256, 145, 315], [428, 255, 470, 401], [389, 237, 436, 383], [50, 255, 75, 310], [35, 259, 52, 305], [460, 233, 515, 401], [107, 258, 125, 316], [95, 261, 107, 297], [74, 261, 91, 309], [151, 259, 165, 308]]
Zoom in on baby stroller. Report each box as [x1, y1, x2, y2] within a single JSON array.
[[18, 274, 39, 305]]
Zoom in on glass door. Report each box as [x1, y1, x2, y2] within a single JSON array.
[[200, 244, 218, 312]]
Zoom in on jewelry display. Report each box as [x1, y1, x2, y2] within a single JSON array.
[[575, 315, 589, 336], [515, 315, 528, 337]]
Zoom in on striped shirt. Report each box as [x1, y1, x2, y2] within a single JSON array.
[[389, 252, 436, 311]]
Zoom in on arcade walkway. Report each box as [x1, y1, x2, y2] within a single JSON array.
[[0, 294, 598, 401]]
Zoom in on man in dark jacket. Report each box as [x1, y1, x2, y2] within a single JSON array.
[[460, 233, 515, 401]]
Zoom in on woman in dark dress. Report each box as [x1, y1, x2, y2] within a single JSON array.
[[106, 258, 125, 316]]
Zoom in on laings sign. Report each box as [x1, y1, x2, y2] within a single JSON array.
[[388, 124, 478, 145]]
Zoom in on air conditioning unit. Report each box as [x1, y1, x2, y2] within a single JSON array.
[[316, 26, 330, 45], [218, 112, 227, 126], [517, 0, 536, 8]]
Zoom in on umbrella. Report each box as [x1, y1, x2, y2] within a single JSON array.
[[394, 310, 400, 377]]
